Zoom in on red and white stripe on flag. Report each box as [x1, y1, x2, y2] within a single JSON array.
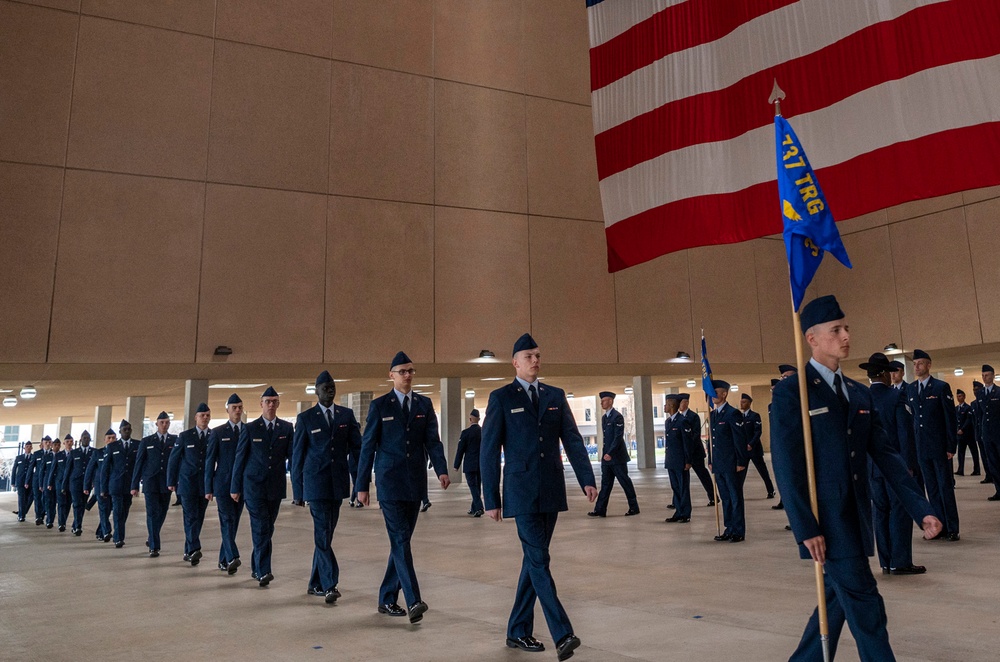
[[588, 0, 1000, 272]]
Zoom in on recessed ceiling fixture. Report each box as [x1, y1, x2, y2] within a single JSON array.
[[624, 387, 634, 395], [954, 368, 964, 376], [209, 383, 265, 389], [465, 389, 475, 398], [305, 385, 317, 395], [3, 396, 16, 407], [20, 386, 36, 399], [686, 380, 697, 388], [730, 384, 739, 392]]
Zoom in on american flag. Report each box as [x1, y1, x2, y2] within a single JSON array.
[[588, 0, 1000, 272]]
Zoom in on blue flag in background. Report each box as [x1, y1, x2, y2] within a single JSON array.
[[775, 115, 851, 311], [700, 335, 714, 401]]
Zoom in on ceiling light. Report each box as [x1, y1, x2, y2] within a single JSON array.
[[686, 380, 697, 388], [167, 412, 175, 419], [3, 396, 17, 407], [883, 343, 901, 355], [20, 386, 36, 399], [730, 384, 739, 392], [209, 383, 265, 389], [305, 385, 317, 395], [567, 392, 574, 398], [667, 351, 693, 363], [213, 345, 233, 356], [481, 377, 505, 381], [414, 384, 433, 388], [465, 389, 475, 398], [479, 349, 495, 359], [624, 387, 634, 395], [954, 368, 964, 376], [334, 379, 350, 383]]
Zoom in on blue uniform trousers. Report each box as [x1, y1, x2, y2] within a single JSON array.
[[56, 491, 70, 528], [216, 496, 245, 565], [956, 433, 980, 474], [715, 470, 746, 537], [749, 451, 775, 494], [111, 494, 132, 543], [465, 471, 484, 512], [983, 438, 1000, 494], [790, 555, 894, 662], [869, 475, 913, 570], [34, 485, 47, 522], [17, 483, 33, 519], [308, 499, 343, 592], [667, 466, 692, 518], [95, 495, 111, 538], [378, 500, 422, 606], [44, 489, 57, 526], [509, 512, 573, 643], [70, 487, 86, 531], [593, 464, 638, 514], [918, 456, 959, 535], [246, 497, 282, 576], [144, 493, 170, 551], [180, 495, 208, 555], [689, 457, 715, 501]]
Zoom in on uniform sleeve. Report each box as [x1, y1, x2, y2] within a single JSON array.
[[166, 437, 182, 489], [131, 445, 146, 492], [454, 431, 467, 470], [356, 401, 380, 493], [230, 426, 251, 495], [423, 402, 449, 477], [770, 380, 822, 543], [290, 414, 307, 502], [869, 404, 935, 526], [941, 382, 958, 454], [204, 431, 219, 495], [895, 390, 917, 471], [560, 395, 597, 491], [348, 411, 362, 480], [480, 391, 504, 511]]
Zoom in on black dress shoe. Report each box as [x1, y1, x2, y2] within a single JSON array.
[[73, 529, 82, 536], [881, 567, 890, 575], [35, 519, 43, 525], [556, 633, 581, 661], [149, 549, 159, 558], [785, 525, 792, 530], [971, 470, 981, 476], [114, 541, 124, 548], [251, 572, 259, 581], [258, 572, 274, 587], [355, 502, 364, 509], [981, 478, 993, 484], [624, 509, 640, 516], [586, 511, 605, 517], [103, 534, 112, 542], [17, 517, 25, 522], [219, 562, 228, 571], [172, 500, 182, 507], [987, 494, 1000, 501], [714, 534, 731, 541], [46, 523, 53, 529], [506, 635, 545, 652], [227, 558, 241, 575], [190, 549, 203, 565], [183, 553, 191, 562], [729, 535, 745, 543], [58, 525, 66, 532], [408, 601, 428, 623], [420, 502, 431, 513], [706, 500, 715, 507], [378, 603, 406, 617], [890, 565, 927, 575], [473, 510, 484, 518], [772, 502, 785, 510], [467, 509, 474, 515], [349, 500, 356, 508], [946, 533, 961, 541], [665, 516, 690, 523], [955, 471, 964, 476], [307, 586, 324, 596], [325, 587, 341, 604], [766, 492, 775, 499], [666, 504, 675, 509]]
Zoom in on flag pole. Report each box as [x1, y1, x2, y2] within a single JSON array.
[[772, 79, 831, 662], [700, 327, 722, 537]]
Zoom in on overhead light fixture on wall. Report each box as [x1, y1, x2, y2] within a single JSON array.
[[214, 345, 233, 356], [20, 386, 36, 399]]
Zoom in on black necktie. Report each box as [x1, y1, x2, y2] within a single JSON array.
[[529, 384, 538, 408], [267, 422, 274, 435], [402, 397, 410, 420], [232, 424, 239, 437], [833, 374, 849, 411], [919, 382, 925, 396], [326, 409, 334, 429], [199, 430, 205, 442]]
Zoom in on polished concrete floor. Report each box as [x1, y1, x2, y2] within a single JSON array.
[[2, 464, 997, 662]]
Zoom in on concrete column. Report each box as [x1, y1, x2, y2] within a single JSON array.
[[31, 423, 44, 442], [94, 406, 112, 448], [56, 416, 73, 441], [632, 376, 656, 469], [593, 395, 604, 449], [751, 384, 774, 452], [439, 378, 462, 483], [184, 380, 209, 430], [348, 392, 373, 432], [125, 396, 146, 437], [901, 357, 914, 384], [297, 401, 313, 415]]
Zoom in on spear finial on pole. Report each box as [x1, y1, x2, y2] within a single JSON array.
[[769, 79, 786, 117]]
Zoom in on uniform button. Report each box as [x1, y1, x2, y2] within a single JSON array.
[[847, 430, 852, 435], [539, 436, 543, 442], [853, 474, 858, 480], [850, 451, 856, 458], [406, 441, 410, 445], [406, 453, 410, 457], [540, 453, 545, 458]]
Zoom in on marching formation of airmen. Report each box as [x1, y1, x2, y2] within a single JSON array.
[[8, 310, 1000, 661]]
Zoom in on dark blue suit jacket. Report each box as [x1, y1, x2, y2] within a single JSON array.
[[906, 377, 958, 458], [291, 404, 362, 502], [132, 434, 173, 494], [84, 448, 106, 494], [663, 413, 691, 470], [454, 423, 482, 473], [167, 428, 208, 496], [600, 409, 630, 464], [682, 409, 705, 459], [481, 380, 596, 517], [205, 422, 242, 496], [356, 391, 448, 502], [101, 439, 138, 496], [63, 447, 93, 492], [231, 417, 293, 501], [709, 402, 748, 473], [976, 384, 1000, 444], [956, 402, 975, 439], [43, 451, 62, 491], [868, 383, 916, 478], [13, 452, 32, 488], [772, 363, 933, 560], [27, 449, 47, 489], [743, 409, 763, 455]]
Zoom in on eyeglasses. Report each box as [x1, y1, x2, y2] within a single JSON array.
[[392, 369, 416, 376]]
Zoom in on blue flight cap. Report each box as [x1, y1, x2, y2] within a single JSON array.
[[799, 295, 845, 332], [957, 389, 965, 397], [778, 363, 797, 374], [262, 386, 278, 398], [512, 333, 538, 356], [678, 393, 690, 400], [983, 364, 995, 373], [156, 411, 169, 420], [711, 379, 730, 391], [912, 349, 931, 361], [973, 380, 984, 389], [104, 428, 116, 437], [598, 391, 615, 399], [470, 409, 480, 418], [316, 370, 334, 386], [64, 433, 73, 440], [889, 360, 905, 371], [391, 351, 413, 369], [119, 419, 130, 429], [80, 430, 90, 438], [740, 394, 752, 402], [195, 402, 210, 413], [41, 435, 51, 441], [226, 393, 242, 406], [665, 393, 683, 401]]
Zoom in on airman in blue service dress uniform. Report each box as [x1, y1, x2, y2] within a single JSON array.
[[206, 393, 246, 573], [453, 409, 484, 516], [28, 436, 51, 525], [51, 435, 74, 531], [954, 388, 980, 476], [663, 393, 693, 522], [168, 402, 211, 565], [43, 437, 64, 529], [678, 397, 714, 506], [861, 353, 924, 576], [709, 380, 748, 542], [772, 295, 942, 662], [356, 352, 451, 624], [232, 386, 293, 587], [588, 391, 639, 517], [13, 441, 33, 522], [971, 380, 992, 485], [739, 394, 775, 498], [978, 365, 1000, 499], [132, 412, 174, 558], [481, 334, 597, 661], [84, 430, 115, 541], [101, 420, 138, 548], [64, 431, 93, 535], [906, 350, 960, 540], [292, 371, 363, 604]]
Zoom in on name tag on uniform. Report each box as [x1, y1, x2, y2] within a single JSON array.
[[382, 417, 394, 422], [252, 438, 262, 443], [415, 414, 425, 419], [278, 435, 287, 440], [511, 408, 524, 414], [222, 437, 231, 442], [146, 445, 154, 449], [311, 428, 322, 434], [186, 444, 195, 448], [857, 410, 870, 415], [339, 424, 347, 428], [112, 451, 120, 455], [926, 395, 938, 400], [809, 407, 829, 417], [905, 405, 913, 414]]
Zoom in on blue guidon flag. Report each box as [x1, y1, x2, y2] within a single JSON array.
[[700, 335, 714, 401], [775, 115, 851, 311]]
